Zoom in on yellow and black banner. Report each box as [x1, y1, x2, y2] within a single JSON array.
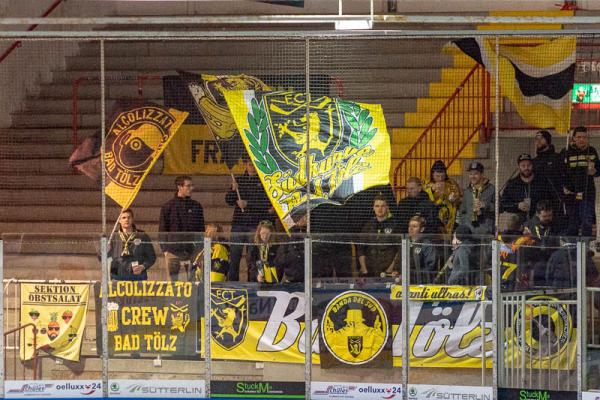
[[104, 104, 188, 208], [453, 36, 576, 134], [20, 283, 90, 361], [390, 285, 486, 301], [162, 125, 245, 175], [224, 90, 391, 231], [96, 281, 199, 357]]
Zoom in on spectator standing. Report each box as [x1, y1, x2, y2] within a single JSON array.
[[357, 195, 401, 277], [159, 175, 205, 281], [226, 160, 274, 281], [532, 130, 565, 215], [447, 225, 480, 285], [458, 162, 496, 235], [246, 220, 281, 283], [561, 126, 600, 236], [109, 209, 156, 281], [423, 160, 462, 234], [398, 177, 442, 233], [190, 223, 229, 282], [500, 153, 554, 223]]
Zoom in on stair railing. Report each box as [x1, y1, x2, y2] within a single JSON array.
[[4, 323, 38, 381], [393, 63, 491, 199]]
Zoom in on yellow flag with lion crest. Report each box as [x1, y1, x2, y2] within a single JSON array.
[[224, 90, 391, 231]]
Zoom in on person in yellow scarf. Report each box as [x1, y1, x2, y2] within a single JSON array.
[[191, 223, 230, 282], [247, 220, 281, 283], [423, 160, 462, 234]]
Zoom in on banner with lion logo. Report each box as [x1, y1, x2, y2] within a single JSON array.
[[104, 104, 188, 208], [20, 283, 90, 361], [224, 90, 391, 231]]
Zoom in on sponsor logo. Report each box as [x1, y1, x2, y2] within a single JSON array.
[[235, 382, 278, 395], [210, 288, 249, 350], [313, 384, 357, 396], [125, 384, 203, 395], [321, 290, 388, 365], [408, 384, 492, 400], [108, 380, 205, 398], [7, 383, 53, 395], [6, 380, 102, 398], [517, 389, 550, 400], [312, 382, 401, 400]]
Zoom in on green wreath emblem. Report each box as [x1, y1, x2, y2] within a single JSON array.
[[338, 100, 378, 149], [244, 98, 279, 174]]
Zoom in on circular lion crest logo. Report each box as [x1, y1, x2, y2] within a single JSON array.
[[321, 290, 388, 365], [513, 295, 573, 359]]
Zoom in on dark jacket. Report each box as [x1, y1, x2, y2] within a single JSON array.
[[357, 215, 401, 276], [274, 241, 304, 283], [159, 195, 205, 257], [546, 246, 598, 288], [500, 174, 554, 220], [397, 191, 442, 233], [246, 244, 280, 282], [226, 172, 273, 231], [561, 145, 600, 201], [410, 237, 438, 284], [459, 178, 495, 234], [109, 230, 156, 281], [533, 145, 564, 200]]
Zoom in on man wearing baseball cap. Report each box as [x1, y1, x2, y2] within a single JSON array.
[[458, 162, 496, 234], [500, 153, 555, 224]]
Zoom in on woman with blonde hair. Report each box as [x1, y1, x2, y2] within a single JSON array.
[[246, 220, 281, 283], [191, 223, 230, 282]]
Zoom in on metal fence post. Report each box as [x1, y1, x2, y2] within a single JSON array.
[[100, 236, 108, 397], [203, 237, 212, 398], [304, 237, 312, 399], [0, 239, 4, 397], [492, 240, 500, 399], [401, 238, 409, 400], [577, 241, 587, 394]]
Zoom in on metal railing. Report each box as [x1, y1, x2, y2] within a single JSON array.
[[4, 323, 38, 381], [393, 63, 491, 198]]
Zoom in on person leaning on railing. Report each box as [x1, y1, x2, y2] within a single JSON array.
[[108, 209, 156, 281], [190, 223, 230, 282], [246, 220, 281, 283]]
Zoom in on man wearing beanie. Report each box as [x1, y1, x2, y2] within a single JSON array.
[[532, 130, 565, 214], [561, 126, 600, 236]]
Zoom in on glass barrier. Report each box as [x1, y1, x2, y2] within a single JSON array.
[[585, 239, 600, 391], [311, 233, 402, 399], [497, 234, 586, 394], [209, 232, 306, 399], [105, 232, 206, 397], [407, 233, 493, 395], [1, 233, 103, 389]]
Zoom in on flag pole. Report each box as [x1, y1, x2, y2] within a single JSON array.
[[206, 129, 245, 212]]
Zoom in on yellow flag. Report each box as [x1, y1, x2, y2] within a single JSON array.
[[104, 105, 188, 208], [20, 283, 90, 361], [224, 90, 391, 231]]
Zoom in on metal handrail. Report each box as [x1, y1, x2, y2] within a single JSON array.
[[393, 63, 491, 198], [4, 323, 38, 380], [0, 0, 64, 64]]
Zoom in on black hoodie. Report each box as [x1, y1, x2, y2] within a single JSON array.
[[533, 144, 564, 200], [560, 144, 600, 200]]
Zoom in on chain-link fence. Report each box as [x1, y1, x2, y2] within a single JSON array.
[[1, 27, 600, 398]]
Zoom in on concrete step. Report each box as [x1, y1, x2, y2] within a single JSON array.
[[0, 144, 73, 158], [64, 54, 455, 72], [391, 143, 477, 159], [0, 205, 233, 224], [11, 107, 406, 129], [52, 67, 445, 85], [0, 189, 226, 207], [0, 174, 230, 190], [0, 128, 96, 144]]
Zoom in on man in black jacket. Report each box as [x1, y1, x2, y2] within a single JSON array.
[[397, 177, 442, 233], [226, 159, 274, 281], [500, 153, 555, 223], [533, 130, 564, 208], [561, 126, 600, 236], [159, 175, 205, 281]]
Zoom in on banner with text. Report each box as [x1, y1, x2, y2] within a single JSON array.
[[20, 283, 90, 361]]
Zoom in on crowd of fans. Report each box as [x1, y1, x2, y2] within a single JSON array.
[[107, 127, 600, 289]]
